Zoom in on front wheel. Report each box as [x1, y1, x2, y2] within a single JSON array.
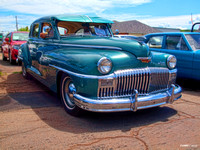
[[60, 74, 82, 116]]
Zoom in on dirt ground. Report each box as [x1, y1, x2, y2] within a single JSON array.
[[0, 52, 200, 150]]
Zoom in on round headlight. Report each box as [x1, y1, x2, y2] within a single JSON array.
[[167, 55, 177, 69], [97, 57, 112, 74]]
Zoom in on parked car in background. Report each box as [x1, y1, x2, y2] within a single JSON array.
[[144, 32, 200, 80], [19, 15, 182, 116], [191, 22, 200, 32], [114, 34, 146, 44], [114, 34, 138, 40], [0, 33, 3, 51], [2, 31, 29, 64]]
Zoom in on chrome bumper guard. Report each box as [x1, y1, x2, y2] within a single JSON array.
[[73, 84, 182, 112]]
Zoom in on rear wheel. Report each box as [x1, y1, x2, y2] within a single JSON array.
[[60, 74, 82, 116], [9, 51, 15, 64], [22, 62, 30, 79]]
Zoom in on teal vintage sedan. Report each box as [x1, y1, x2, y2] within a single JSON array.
[[19, 15, 182, 116]]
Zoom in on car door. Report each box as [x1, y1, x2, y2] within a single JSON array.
[[28, 23, 42, 78], [193, 51, 200, 80], [185, 34, 200, 80], [161, 34, 193, 78], [29, 22, 56, 86], [37, 22, 55, 80]]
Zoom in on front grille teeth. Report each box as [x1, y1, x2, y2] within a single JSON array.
[[98, 68, 171, 99]]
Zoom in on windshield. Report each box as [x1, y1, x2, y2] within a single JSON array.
[[13, 33, 29, 41], [57, 21, 112, 37], [185, 34, 200, 50]]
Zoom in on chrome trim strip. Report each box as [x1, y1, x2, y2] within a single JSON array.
[[49, 64, 114, 79], [31, 41, 122, 51], [131, 90, 138, 112], [137, 57, 151, 59], [50, 64, 177, 81], [73, 84, 182, 112], [168, 84, 175, 104], [59, 43, 122, 50], [85, 15, 93, 22], [27, 66, 42, 76]]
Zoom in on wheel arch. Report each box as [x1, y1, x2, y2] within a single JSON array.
[[56, 70, 69, 97]]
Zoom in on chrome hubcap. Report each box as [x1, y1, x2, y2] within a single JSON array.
[[63, 77, 76, 109], [22, 64, 26, 76]]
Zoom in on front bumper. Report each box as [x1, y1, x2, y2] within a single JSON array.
[[73, 84, 182, 112]]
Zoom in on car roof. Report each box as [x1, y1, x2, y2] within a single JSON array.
[[145, 32, 200, 37], [33, 15, 113, 24]]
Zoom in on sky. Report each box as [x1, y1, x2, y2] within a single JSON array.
[[0, 0, 200, 34]]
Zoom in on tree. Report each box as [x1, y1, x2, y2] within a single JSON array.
[[18, 26, 29, 31]]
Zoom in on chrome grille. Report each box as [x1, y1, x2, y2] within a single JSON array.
[[98, 68, 172, 98]]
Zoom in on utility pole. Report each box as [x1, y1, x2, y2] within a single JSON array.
[[191, 13, 193, 25], [15, 16, 18, 31]]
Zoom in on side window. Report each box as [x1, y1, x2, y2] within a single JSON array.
[[147, 36, 163, 48], [32, 24, 39, 38], [76, 29, 84, 35], [58, 27, 68, 36], [41, 23, 54, 38], [166, 35, 188, 50]]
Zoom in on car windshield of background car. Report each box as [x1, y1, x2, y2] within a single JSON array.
[[13, 33, 29, 41], [57, 22, 112, 37], [185, 34, 200, 50]]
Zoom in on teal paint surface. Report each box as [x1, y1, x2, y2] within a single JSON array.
[[20, 15, 172, 97]]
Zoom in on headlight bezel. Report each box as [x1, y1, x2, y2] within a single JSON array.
[[167, 55, 177, 69], [97, 57, 112, 74]]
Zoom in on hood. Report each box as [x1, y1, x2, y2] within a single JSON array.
[[60, 36, 149, 57]]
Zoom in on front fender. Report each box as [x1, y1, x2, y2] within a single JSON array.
[[19, 43, 31, 67], [149, 51, 170, 68]]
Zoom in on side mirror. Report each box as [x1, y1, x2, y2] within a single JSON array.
[[5, 38, 9, 42]]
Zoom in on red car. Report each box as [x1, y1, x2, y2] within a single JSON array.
[[2, 31, 29, 64]]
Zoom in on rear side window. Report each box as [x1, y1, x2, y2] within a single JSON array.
[[166, 35, 188, 50], [147, 36, 163, 48], [58, 27, 68, 36], [32, 24, 39, 38]]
